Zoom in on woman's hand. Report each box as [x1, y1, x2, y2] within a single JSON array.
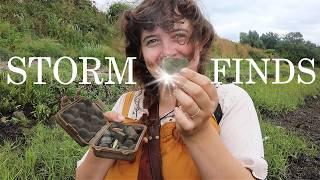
[[103, 112, 149, 143], [103, 111, 125, 122], [173, 68, 219, 138], [76, 111, 123, 180]]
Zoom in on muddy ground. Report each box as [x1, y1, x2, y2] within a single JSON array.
[[0, 122, 24, 144], [268, 95, 320, 179]]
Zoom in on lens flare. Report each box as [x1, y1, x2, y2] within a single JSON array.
[[161, 72, 172, 85], [160, 57, 189, 83], [145, 57, 189, 95]]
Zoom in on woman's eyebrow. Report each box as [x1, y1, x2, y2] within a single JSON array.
[[142, 28, 189, 43], [171, 28, 189, 33]]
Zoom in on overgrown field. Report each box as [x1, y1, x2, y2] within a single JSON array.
[[1, 58, 319, 179], [1, 0, 320, 179]]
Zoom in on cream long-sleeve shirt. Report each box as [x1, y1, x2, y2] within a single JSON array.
[[77, 84, 268, 179]]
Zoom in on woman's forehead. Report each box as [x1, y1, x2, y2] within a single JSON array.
[[141, 19, 192, 37]]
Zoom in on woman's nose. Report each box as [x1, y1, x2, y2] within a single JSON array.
[[161, 39, 177, 57]]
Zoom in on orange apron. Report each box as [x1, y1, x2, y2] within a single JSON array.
[[104, 92, 220, 180]]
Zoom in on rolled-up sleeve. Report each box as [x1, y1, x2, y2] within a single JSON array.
[[217, 84, 268, 179]]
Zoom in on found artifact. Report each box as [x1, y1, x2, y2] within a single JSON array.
[[54, 98, 147, 161]]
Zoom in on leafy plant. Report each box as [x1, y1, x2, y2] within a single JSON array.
[[107, 2, 130, 23]]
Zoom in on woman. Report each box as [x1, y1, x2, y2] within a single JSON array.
[[76, 0, 268, 179]]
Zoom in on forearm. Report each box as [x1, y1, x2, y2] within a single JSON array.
[[76, 148, 115, 180], [182, 123, 254, 179]]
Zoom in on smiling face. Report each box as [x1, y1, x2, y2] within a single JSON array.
[[140, 19, 200, 79], [122, 0, 214, 86]]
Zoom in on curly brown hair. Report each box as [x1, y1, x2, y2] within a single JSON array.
[[120, 0, 215, 124], [121, 0, 215, 88]]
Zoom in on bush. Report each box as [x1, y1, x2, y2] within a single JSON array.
[[60, 24, 84, 47], [248, 49, 266, 60], [264, 49, 277, 58], [0, 21, 21, 49], [107, 2, 130, 23]]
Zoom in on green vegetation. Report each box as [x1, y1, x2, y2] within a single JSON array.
[[206, 49, 320, 179], [0, 0, 124, 62], [240, 30, 320, 64], [0, 124, 87, 179], [0, 0, 319, 179], [206, 56, 320, 114], [106, 2, 131, 23], [261, 120, 317, 179], [243, 77, 320, 114], [0, 65, 127, 124]]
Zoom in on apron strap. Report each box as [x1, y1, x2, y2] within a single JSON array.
[[122, 91, 135, 116]]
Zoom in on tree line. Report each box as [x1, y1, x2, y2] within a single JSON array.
[[240, 30, 320, 64]]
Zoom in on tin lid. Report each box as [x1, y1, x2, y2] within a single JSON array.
[[59, 98, 107, 145]]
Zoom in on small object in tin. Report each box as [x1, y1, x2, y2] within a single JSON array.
[[134, 126, 144, 134], [97, 123, 144, 150], [112, 128, 124, 132], [114, 130, 127, 143], [112, 139, 119, 149], [110, 122, 125, 129], [100, 136, 112, 144], [125, 126, 139, 141]]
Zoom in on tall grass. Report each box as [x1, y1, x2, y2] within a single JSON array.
[[0, 117, 317, 179], [15, 38, 65, 57], [206, 59, 320, 115], [261, 120, 318, 179], [242, 76, 320, 114], [0, 124, 87, 179]]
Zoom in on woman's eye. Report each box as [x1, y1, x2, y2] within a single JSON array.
[[175, 33, 186, 38], [174, 33, 188, 44], [146, 39, 159, 46]]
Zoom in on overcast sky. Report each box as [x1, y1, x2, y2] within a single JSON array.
[[93, 0, 320, 45]]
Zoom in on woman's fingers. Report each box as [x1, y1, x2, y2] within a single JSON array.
[[174, 88, 208, 135], [174, 106, 196, 133], [174, 87, 202, 117], [180, 68, 218, 102], [172, 68, 218, 136], [173, 75, 213, 113], [103, 111, 125, 122], [104, 112, 148, 143]]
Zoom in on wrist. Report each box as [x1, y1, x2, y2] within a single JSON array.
[[181, 120, 217, 145]]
